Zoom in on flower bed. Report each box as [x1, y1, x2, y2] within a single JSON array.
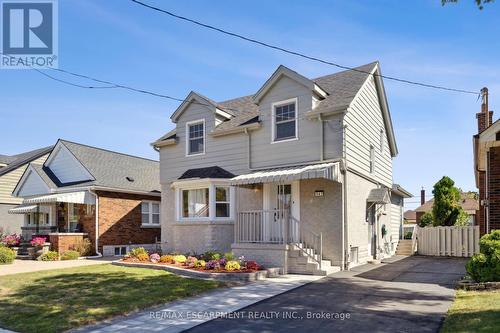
[[122, 248, 263, 274], [116, 248, 283, 281]]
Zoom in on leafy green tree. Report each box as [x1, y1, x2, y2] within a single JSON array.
[[420, 212, 434, 227], [442, 0, 494, 10], [431, 176, 468, 226]]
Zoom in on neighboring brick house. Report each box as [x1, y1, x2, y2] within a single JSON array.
[[415, 188, 479, 226], [474, 87, 500, 234], [0, 146, 53, 234], [9, 139, 161, 256]]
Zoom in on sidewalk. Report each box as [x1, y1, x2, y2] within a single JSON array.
[[0, 257, 114, 276], [72, 274, 323, 333]]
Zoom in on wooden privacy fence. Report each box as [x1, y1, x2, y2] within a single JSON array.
[[417, 226, 480, 257]]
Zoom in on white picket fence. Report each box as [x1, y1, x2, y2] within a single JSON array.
[[417, 226, 480, 257]]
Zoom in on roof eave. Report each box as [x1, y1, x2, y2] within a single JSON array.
[[210, 122, 261, 137]]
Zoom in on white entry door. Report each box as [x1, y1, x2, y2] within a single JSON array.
[[263, 181, 300, 242]]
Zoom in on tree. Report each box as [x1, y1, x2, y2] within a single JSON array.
[[420, 212, 434, 227], [431, 176, 468, 226], [442, 0, 494, 10]]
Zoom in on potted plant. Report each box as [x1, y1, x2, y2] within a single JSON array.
[[30, 237, 49, 258]]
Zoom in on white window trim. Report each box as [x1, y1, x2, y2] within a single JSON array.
[[141, 201, 161, 227], [369, 145, 375, 174], [185, 119, 206, 157], [271, 97, 299, 144], [174, 179, 235, 222]]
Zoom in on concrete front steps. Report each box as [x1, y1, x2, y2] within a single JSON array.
[[287, 245, 341, 276], [395, 239, 415, 256]]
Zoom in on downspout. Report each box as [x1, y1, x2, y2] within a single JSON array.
[[319, 114, 324, 161], [245, 128, 252, 169], [342, 122, 349, 270], [87, 189, 102, 258], [486, 151, 490, 234]]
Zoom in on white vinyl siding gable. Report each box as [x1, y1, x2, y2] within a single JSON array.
[[159, 102, 249, 183], [16, 168, 50, 197], [0, 154, 49, 204], [344, 76, 393, 187], [45, 144, 93, 184]]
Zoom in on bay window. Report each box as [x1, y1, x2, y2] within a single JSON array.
[[182, 188, 209, 218], [215, 186, 230, 218], [141, 201, 161, 226], [176, 182, 234, 221]]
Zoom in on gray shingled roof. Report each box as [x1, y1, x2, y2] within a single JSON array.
[[155, 62, 378, 142], [27, 140, 160, 193], [56, 140, 160, 192], [0, 146, 53, 176]]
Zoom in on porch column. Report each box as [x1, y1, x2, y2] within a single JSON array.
[[35, 205, 40, 234]]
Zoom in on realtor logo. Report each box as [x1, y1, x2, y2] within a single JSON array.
[[1, 0, 58, 69]]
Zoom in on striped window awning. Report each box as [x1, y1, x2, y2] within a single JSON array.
[[230, 162, 340, 185], [23, 191, 95, 205], [8, 205, 51, 214]]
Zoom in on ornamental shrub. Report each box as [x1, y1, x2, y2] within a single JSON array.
[[173, 254, 187, 264], [0, 246, 16, 264], [223, 252, 236, 261], [466, 230, 500, 282], [186, 256, 198, 267], [70, 238, 92, 256], [60, 250, 80, 260], [39, 251, 59, 261], [194, 259, 206, 268], [225, 260, 241, 271], [150, 253, 161, 263], [201, 250, 221, 261], [160, 255, 174, 263], [128, 247, 148, 259], [136, 253, 149, 262], [205, 260, 220, 270], [245, 260, 260, 270]]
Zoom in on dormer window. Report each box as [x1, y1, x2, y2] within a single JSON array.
[[272, 98, 298, 142], [186, 119, 205, 156]]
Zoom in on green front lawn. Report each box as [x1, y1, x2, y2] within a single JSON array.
[[441, 289, 500, 333], [0, 263, 223, 333]]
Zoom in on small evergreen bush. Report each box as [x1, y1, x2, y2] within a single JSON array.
[[60, 250, 80, 260], [0, 247, 16, 264], [466, 230, 500, 282]]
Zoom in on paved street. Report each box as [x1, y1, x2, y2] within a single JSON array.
[[186, 256, 467, 333]]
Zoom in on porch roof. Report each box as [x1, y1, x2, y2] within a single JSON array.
[[8, 204, 51, 214], [230, 162, 340, 185], [366, 188, 390, 204], [23, 191, 96, 205]]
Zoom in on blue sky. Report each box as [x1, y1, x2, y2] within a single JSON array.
[[1, 0, 499, 209]]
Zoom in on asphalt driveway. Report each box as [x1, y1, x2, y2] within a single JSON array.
[[186, 256, 467, 333]]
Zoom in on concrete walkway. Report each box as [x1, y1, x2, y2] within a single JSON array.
[[186, 256, 468, 333], [0, 257, 114, 276], [72, 274, 323, 333]]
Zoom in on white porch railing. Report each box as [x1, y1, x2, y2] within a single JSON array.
[[235, 210, 323, 269], [235, 210, 288, 244]]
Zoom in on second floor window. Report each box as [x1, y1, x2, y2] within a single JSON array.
[[187, 120, 205, 155], [273, 99, 297, 142]]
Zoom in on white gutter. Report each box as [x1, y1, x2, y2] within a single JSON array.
[[87, 189, 102, 258]]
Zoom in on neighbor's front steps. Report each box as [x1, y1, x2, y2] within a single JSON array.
[[395, 239, 415, 256], [287, 244, 341, 276]]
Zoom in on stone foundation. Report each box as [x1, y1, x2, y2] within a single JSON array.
[[231, 243, 288, 274]]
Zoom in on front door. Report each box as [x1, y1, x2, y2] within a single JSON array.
[[367, 204, 376, 259], [263, 182, 300, 242]]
